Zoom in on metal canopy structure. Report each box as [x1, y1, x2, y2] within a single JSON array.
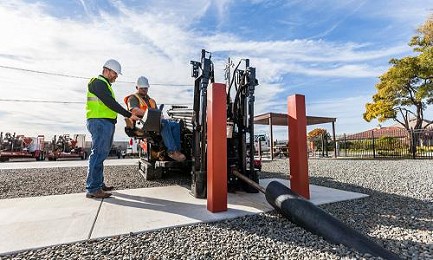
[[254, 112, 337, 159]]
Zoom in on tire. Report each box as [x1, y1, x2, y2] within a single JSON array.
[[36, 152, 45, 161]]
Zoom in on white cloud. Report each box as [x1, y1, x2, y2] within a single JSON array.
[[306, 95, 386, 134]]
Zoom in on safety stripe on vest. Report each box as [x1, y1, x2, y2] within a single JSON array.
[[87, 97, 99, 101]]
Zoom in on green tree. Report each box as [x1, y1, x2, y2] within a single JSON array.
[[364, 16, 433, 131], [307, 128, 327, 139], [308, 128, 331, 155]]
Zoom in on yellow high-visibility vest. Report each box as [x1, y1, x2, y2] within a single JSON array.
[[86, 76, 117, 119]]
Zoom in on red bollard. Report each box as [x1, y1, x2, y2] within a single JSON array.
[[288, 94, 310, 199], [207, 83, 228, 212]]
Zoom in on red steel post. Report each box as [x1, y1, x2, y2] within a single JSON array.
[[288, 94, 310, 199], [207, 83, 228, 212]]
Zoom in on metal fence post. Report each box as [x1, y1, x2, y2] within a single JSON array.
[[258, 139, 262, 160], [371, 130, 376, 158], [321, 134, 325, 157], [411, 129, 416, 159], [344, 134, 347, 157]]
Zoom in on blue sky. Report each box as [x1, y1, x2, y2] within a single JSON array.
[[0, 0, 432, 141]]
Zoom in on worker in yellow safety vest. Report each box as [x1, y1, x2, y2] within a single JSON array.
[[85, 59, 140, 199]]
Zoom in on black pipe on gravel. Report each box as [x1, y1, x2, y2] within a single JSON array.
[[231, 170, 400, 259], [265, 181, 401, 260]]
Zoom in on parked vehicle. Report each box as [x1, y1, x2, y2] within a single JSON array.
[[121, 138, 141, 158], [254, 133, 271, 153]]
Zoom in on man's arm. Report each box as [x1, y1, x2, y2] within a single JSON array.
[[89, 79, 131, 118]]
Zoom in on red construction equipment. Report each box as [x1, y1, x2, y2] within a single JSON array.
[[0, 132, 45, 162], [46, 134, 87, 161]]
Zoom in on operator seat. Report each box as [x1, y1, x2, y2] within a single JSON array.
[[125, 108, 162, 136], [124, 108, 166, 161]]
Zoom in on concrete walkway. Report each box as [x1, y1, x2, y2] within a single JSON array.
[[0, 178, 368, 256], [0, 158, 136, 170]]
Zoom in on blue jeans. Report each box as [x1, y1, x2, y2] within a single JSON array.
[[160, 119, 181, 152], [86, 119, 115, 193]]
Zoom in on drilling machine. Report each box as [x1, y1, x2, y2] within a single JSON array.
[[127, 49, 260, 198], [169, 49, 260, 198]]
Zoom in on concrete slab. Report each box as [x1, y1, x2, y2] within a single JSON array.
[[0, 178, 368, 255], [259, 179, 369, 204], [91, 185, 274, 239], [0, 193, 101, 255], [91, 178, 368, 239], [0, 158, 137, 170]]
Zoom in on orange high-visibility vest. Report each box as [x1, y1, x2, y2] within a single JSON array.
[[124, 94, 157, 112]]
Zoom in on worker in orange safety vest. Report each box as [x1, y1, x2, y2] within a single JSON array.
[[124, 76, 186, 162]]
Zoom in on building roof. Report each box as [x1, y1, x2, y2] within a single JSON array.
[[254, 112, 336, 126], [344, 126, 408, 140], [343, 119, 433, 140]]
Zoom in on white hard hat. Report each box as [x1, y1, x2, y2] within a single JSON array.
[[137, 76, 150, 88], [103, 59, 122, 75]]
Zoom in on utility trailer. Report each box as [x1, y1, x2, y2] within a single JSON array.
[[0, 132, 45, 162], [46, 134, 87, 161]]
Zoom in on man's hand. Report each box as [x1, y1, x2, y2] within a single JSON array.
[[130, 114, 141, 121], [131, 107, 144, 117]]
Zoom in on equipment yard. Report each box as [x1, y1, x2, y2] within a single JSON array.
[[0, 159, 431, 259]]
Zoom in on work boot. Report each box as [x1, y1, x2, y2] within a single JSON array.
[[168, 151, 186, 162], [86, 189, 112, 199], [102, 185, 115, 191]]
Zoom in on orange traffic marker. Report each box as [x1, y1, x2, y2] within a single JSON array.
[[288, 94, 310, 199], [207, 83, 228, 212]]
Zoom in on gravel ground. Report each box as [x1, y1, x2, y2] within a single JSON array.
[[0, 158, 432, 259], [0, 165, 190, 199]]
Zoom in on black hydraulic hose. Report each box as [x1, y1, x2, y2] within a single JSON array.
[[231, 170, 400, 260], [199, 84, 207, 174], [210, 64, 215, 84], [227, 60, 243, 98], [265, 181, 401, 260], [232, 78, 247, 122], [233, 170, 264, 193], [193, 77, 201, 122]]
